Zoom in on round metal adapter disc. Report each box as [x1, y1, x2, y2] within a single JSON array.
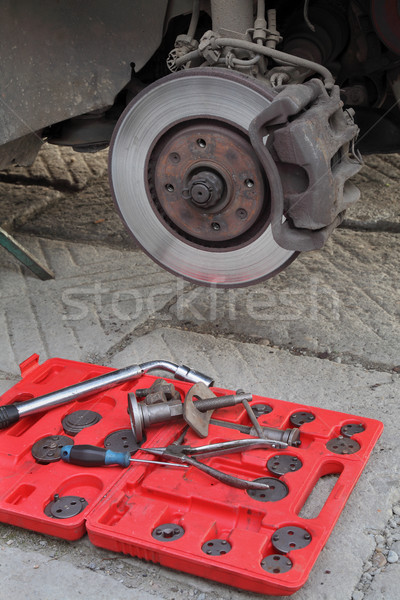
[[152, 523, 185, 542], [272, 526, 312, 553], [45, 495, 88, 519], [247, 478, 289, 502], [127, 393, 144, 443], [261, 554, 293, 574], [290, 411, 315, 427], [62, 410, 102, 436], [341, 423, 365, 437], [104, 429, 140, 453], [326, 436, 361, 454], [251, 403, 273, 417], [267, 454, 303, 476], [202, 539, 232, 556], [110, 68, 297, 287], [32, 435, 74, 464]]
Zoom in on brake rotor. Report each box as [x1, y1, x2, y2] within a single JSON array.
[[110, 68, 297, 287]]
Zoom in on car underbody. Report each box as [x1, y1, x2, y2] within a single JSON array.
[[1, 0, 399, 286]]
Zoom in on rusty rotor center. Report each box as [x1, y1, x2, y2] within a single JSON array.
[[148, 120, 268, 246]]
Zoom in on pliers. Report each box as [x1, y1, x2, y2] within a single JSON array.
[[143, 438, 288, 490]]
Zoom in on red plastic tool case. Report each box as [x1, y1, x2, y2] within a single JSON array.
[[0, 355, 383, 595]]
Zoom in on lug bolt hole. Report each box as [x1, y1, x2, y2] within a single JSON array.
[[245, 178, 254, 188], [169, 152, 180, 164], [165, 184, 174, 193], [211, 222, 220, 231], [197, 138, 207, 148], [236, 208, 248, 220]]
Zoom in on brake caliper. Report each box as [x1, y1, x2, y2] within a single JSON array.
[[249, 79, 362, 251]]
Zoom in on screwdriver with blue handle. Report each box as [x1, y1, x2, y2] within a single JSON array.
[[60, 445, 188, 468]]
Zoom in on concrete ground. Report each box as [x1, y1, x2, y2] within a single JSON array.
[[0, 146, 399, 600]]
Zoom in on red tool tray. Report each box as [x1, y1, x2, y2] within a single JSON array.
[[0, 355, 383, 595]]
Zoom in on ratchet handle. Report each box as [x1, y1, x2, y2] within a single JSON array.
[[61, 444, 130, 468], [0, 405, 20, 429]]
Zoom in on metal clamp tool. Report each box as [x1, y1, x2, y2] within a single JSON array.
[[128, 386, 252, 441], [128, 381, 300, 446]]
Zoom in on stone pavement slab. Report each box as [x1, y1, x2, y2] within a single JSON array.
[[0, 235, 176, 375], [345, 154, 400, 230], [3, 145, 108, 191], [0, 545, 156, 600], [166, 229, 400, 370]]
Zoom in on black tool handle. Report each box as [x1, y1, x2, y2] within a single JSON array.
[[0, 405, 20, 429]]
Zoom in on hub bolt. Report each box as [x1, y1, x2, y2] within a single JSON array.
[[186, 170, 224, 208], [236, 208, 248, 220], [191, 182, 211, 205]]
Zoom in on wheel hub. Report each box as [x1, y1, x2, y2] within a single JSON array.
[[149, 121, 268, 247]]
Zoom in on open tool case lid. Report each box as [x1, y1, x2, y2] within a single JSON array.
[[0, 355, 383, 595]]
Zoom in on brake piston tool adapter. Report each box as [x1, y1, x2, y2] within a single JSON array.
[[0, 360, 213, 429]]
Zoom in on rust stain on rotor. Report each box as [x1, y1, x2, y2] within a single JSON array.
[[148, 120, 270, 248]]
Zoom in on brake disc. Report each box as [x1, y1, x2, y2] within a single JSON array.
[[110, 68, 297, 287]]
